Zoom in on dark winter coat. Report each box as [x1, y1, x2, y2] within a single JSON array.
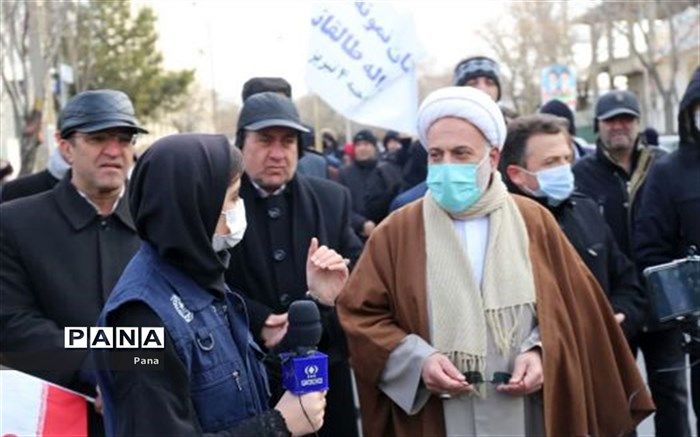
[[634, 67, 700, 270], [297, 148, 329, 179], [401, 141, 428, 188], [0, 174, 140, 393], [390, 181, 427, 212], [546, 193, 646, 339], [573, 139, 666, 259], [226, 173, 362, 339], [225, 173, 362, 437], [338, 160, 378, 232], [364, 158, 405, 224], [501, 164, 647, 340], [0, 169, 59, 203]]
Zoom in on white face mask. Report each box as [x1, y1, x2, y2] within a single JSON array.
[[521, 164, 575, 206], [212, 199, 247, 252]]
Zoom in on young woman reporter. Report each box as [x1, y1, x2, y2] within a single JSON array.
[[96, 134, 348, 436]]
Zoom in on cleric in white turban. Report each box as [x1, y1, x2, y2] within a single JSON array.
[[337, 86, 654, 436]]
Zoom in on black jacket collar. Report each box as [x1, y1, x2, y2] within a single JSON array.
[[594, 137, 644, 178], [53, 172, 135, 232]]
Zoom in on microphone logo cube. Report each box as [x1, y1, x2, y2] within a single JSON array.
[[281, 352, 329, 395]]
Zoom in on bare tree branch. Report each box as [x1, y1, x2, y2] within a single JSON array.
[[658, 0, 681, 103], [614, 0, 684, 131], [2, 0, 72, 173], [478, 2, 574, 114], [20, 4, 31, 117], [44, 3, 65, 70], [1, 73, 24, 137], [4, 2, 27, 113]]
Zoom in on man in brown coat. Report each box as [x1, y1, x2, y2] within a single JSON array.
[[337, 86, 654, 436]]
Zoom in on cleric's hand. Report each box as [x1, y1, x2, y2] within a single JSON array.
[[496, 349, 543, 396], [421, 353, 473, 397]]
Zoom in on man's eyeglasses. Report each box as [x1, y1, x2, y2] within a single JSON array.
[[73, 132, 138, 146], [438, 371, 513, 399], [463, 371, 512, 385]]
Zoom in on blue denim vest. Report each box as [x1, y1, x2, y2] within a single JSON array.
[[97, 243, 270, 434]]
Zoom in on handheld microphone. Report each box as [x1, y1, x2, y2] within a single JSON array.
[[278, 301, 329, 395]]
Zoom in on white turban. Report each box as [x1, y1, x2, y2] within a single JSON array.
[[417, 86, 507, 150]]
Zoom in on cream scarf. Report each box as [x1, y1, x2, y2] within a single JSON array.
[[423, 173, 536, 375]]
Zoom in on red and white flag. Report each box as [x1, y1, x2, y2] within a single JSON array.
[[1, 369, 88, 437]]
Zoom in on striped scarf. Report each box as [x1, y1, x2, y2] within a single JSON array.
[[423, 173, 537, 375]]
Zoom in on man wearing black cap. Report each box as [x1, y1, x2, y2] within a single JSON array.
[[573, 90, 689, 437], [243, 76, 330, 180], [226, 91, 362, 437], [339, 129, 381, 238], [0, 89, 146, 434], [574, 90, 664, 259]]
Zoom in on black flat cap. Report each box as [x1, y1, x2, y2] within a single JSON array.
[[242, 77, 292, 101], [59, 89, 148, 138], [237, 92, 309, 133]]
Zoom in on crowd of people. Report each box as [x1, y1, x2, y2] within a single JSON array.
[[0, 53, 698, 437]]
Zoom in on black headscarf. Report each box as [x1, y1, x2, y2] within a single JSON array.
[[129, 134, 232, 295]]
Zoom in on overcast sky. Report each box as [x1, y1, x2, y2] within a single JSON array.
[[137, 0, 519, 103]]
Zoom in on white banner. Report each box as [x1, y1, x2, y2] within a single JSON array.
[[306, 2, 425, 135]]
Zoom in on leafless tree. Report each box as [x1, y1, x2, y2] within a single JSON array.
[[607, 1, 698, 133], [478, 2, 575, 115], [1, 1, 67, 175]]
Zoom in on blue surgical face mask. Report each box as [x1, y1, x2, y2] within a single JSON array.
[[523, 164, 575, 206], [427, 153, 491, 214]]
